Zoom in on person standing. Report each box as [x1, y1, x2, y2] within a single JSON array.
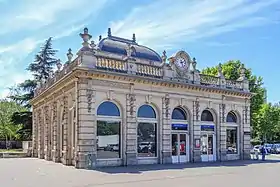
[[260, 142, 267, 161]]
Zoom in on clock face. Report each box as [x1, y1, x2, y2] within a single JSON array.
[[175, 57, 188, 69]]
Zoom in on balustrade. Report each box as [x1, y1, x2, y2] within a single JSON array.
[[200, 74, 219, 86], [136, 64, 162, 77], [226, 79, 242, 90], [96, 57, 127, 72]]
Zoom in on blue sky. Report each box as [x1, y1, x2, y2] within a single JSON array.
[[0, 0, 279, 103]]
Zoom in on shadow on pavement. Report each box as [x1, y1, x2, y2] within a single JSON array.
[[93, 158, 280, 174]]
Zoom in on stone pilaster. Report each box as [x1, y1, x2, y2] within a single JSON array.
[[125, 93, 137, 165], [52, 101, 60, 162], [32, 110, 38, 157], [44, 105, 51, 160], [192, 99, 201, 162], [37, 109, 44, 159], [219, 103, 227, 161], [61, 95, 70, 165], [161, 94, 172, 164], [75, 79, 96, 169], [242, 103, 251, 160]]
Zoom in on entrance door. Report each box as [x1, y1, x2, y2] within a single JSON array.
[[201, 134, 216, 162], [171, 133, 188, 163]]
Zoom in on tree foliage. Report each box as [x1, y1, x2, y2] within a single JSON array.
[[0, 100, 26, 142], [7, 37, 57, 140], [201, 60, 268, 139], [256, 103, 280, 142]]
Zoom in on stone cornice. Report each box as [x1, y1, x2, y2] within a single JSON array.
[[31, 67, 253, 107]]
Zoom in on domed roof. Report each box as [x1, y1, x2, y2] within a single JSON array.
[[98, 35, 162, 62]]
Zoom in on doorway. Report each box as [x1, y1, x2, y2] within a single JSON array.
[[171, 133, 189, 163], [200, 133, 216, 162]]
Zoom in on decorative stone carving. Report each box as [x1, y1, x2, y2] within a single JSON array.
[[194, 99, 200, 121], [145, 95, 152, 104], [220, 103, 226, 123], [164, 94, 170, 118], [86, 89, 93, 113], [244, 106, 248, 124], [128, 94, 136, 116], [91, 79, 130, 89], [107, 90, 114, 100]]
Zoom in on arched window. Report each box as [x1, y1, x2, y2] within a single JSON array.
[[97, 101, 120, 116], [96, 101, 121, 159], [137, 104, 156, 118], [226, 111, 238, 154], [172, 107, 187, 120], [226, 112, 237, 123], [201, 110, 214, 122], [137, 105, 157, 158]]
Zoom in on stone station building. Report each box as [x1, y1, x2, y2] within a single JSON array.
[[30, 28, 252, 169]]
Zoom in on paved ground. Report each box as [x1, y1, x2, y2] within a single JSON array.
[[1, 156, 280, 187]]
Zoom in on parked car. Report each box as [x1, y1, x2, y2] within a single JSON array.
[[250, 145, 261, 154], [271, 144, 280, 154], [264, 143, 273, 153]]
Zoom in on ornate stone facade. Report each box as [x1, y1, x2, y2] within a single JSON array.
[[30, 28, 252, 169]]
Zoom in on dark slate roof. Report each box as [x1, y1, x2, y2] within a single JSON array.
[[98, 36, 162, 62]]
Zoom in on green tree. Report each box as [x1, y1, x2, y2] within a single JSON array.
[[256, 103, 280, 142], [8, 37, 57, 140], [201, 60, 266, 139], [0, 100, 26, 148]]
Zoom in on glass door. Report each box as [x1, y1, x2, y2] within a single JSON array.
[[201, 134, 216, 162], [171, 133, 188, 163], [179, 134, 187, 163], [171, 134, 179, 163]]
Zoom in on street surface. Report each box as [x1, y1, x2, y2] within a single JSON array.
[[1, 155, 280, 187]]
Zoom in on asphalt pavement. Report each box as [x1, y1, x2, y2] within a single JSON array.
[[1, 156, 280, 187]]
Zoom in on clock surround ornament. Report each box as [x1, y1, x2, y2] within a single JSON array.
[[171, 51, 192, 78]]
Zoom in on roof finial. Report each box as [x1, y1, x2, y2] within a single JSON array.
[[79, 27, 92, 47], [108, 28, 112, 37], [132, 33, 136, 42]]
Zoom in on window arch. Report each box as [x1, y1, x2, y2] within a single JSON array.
[[97, 101, 120, 116], [137, 104, 157, 158], [96, 101, 121, 159], [137, 104, 156, 118], [201, 110, 214, 122], [226, 111, 237, 123], [172, 107, 187, 120]]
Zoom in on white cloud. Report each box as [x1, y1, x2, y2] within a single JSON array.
[[109, 0, 280, 50], [0, 0, 110, 98], [0, 0, 109, 35]]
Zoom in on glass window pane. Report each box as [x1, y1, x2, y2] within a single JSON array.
[[226, 112, 237, 123], [172, 134, 178, 156], [201, 110, 214, 122], [172, 108, 187, 120], [97, 121, 120, 159], [137, 105, 156, 118], [201, 135, 208, 155], [226, 127, 238, 154], [180, 134, 186, 155], [208, 135, 213, 155], [97, 101, 120, 116], [137, 122, 157, 157]]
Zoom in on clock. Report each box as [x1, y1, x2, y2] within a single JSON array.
[[175, 57, 188, 70]]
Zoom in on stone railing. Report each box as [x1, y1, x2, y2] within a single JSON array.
[[96, 57, 127, 73], [200, 74, 219, 86], [34, 58, 80, 96], [34, 56, 248, 97], [136, 63, 162, 78], [225, 79, 243, 90]]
